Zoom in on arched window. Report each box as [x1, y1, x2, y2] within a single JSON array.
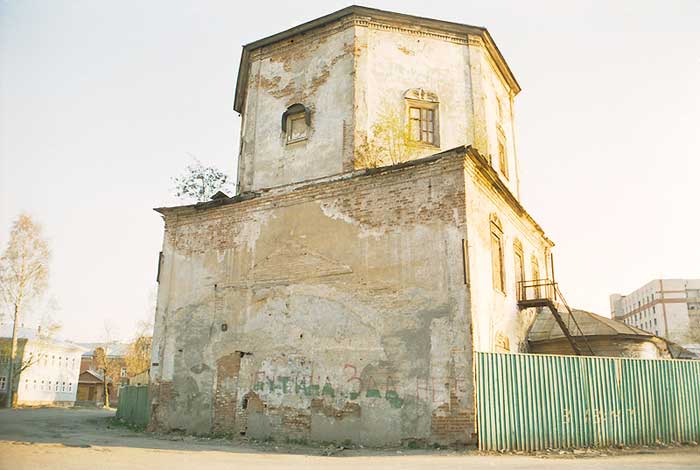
[[404, 88, 439, 146], [490, 215, 505, 293], [281, 103, 310, 144]]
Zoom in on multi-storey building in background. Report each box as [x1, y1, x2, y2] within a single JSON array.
[[611, 279, 700, 355], [0, 325, 84, 407]]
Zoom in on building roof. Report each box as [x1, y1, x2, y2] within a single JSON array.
[[79, 369, 111, 384], [528, 308, 652, 343], [529, 308, 700, 360], [154, 146, 553, 246], [78, 342, 129, 357], [233, 5, 520, 112], [0, 323, 87, 352]]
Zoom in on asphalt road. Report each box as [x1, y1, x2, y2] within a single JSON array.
[[0, 408, 698, 470]]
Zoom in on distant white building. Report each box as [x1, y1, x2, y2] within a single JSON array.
[[610, 279, 700, 355], [0, 325, 85, 407]]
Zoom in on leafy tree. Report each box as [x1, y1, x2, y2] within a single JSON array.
[[0, 214, 50, 407], [355, 101, 413, 169], [125, 335, 152, 377], [93, 345, 122, 408], [172, 161, 234, 203], [125, 318, 153, 379]]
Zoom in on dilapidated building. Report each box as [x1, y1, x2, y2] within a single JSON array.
[[150, 6, 556, 445]]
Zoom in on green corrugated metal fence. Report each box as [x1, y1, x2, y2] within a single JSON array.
[[116, 385, 150, 428], [476, 352, 700, 451]]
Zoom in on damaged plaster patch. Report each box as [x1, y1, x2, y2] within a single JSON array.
[[319, 200, 386, 239]]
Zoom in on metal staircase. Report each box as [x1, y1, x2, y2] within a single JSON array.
[[517, 279, 594, 356]]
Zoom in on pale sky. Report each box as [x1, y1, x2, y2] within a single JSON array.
[[1, 0, 698, 342]]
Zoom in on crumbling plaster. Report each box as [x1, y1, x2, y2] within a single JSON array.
[[152, 154, 477, 444], [237, 16, 520, 200]]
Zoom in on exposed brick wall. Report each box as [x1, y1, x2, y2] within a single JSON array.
[[212, 352, 242, 434], [431, 391, 474, 444], [148, 380, 174, 431], [162, 151, 467, 256]]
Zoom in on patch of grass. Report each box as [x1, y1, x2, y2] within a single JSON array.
[[107, 416, 147, 432], [285, 437, 309, 446]]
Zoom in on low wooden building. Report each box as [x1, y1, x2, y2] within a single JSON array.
[[76, 369, 114, 406], [528, 308, 698, 359]]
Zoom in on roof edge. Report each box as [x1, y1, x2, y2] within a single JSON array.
[[233, 5, 520, 113]]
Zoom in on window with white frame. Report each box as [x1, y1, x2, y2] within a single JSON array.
[[282, 103, 310, 144], [68, 383, 73, 392], [55, 381, 59, 392], [61, 382, 65, 392], [0, 376, 6, 391], [120, 367, 127, 378]]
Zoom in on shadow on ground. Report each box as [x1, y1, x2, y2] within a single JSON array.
[[0, 407, 469, 457]]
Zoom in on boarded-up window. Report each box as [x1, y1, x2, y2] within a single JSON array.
[[490, 218, 505, 292], [287, 114, 307, 143]]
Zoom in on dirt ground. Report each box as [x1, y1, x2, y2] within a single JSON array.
[[0, 408, 698, 470]]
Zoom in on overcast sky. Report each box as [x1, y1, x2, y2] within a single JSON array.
[[1, 0, 698, 342]]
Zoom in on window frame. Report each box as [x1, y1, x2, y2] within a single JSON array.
[[281, 103, 310, 145], [531, 255, 541, 298], [513, 240, 524, 298], [404, 88, 440, 148], [490, 216, 506, 294], [407, 104, 438, 146], [497, 137, 509, 180]]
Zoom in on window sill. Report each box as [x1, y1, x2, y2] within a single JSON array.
[[286, 137, 308, 145], [493, 287, 507, 297], [406, 141, 440, 150]]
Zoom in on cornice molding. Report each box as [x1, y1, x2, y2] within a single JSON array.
[[234, 6, 521, 113]]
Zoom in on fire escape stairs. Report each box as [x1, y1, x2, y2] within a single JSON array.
[[517, 280, 594, 356]]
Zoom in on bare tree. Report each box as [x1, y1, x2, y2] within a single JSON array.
[[0, 214, 50, 407]]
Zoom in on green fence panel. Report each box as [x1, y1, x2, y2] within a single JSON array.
[[116, 385, 150, 427], [476, 352, 700, 451]]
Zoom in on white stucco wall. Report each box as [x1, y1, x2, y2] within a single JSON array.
[[237, 16, 521, 201], [14, 340, 83, 405], [238, 22, 355, 192]]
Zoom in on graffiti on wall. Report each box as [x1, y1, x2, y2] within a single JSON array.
[[249, 361, 469, 409]]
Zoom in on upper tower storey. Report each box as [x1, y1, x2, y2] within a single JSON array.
[[234, 6, 522, 198]]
